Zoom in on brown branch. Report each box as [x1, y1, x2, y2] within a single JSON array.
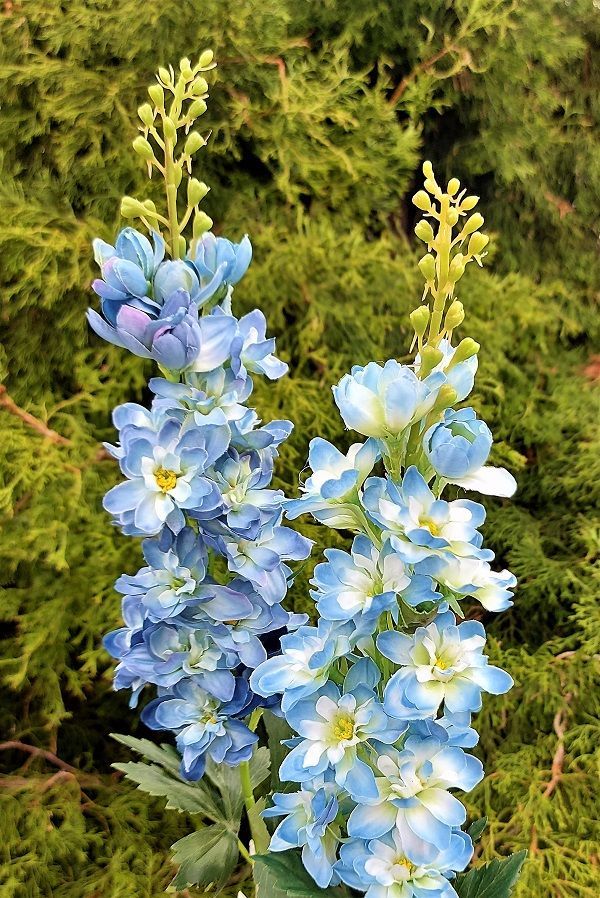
[[0, 385, 71, 446], [389, 44, 463, 106], [542, 694, 572, 798], [0, 739, 79, 774]]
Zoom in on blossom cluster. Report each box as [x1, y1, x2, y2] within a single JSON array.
[[250, 168, 517, 897], [92, 227, 311, 780]]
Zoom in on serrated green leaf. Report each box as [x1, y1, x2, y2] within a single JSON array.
[[169, 825, 239, 891], [110, 732, 181, 773], [263, 710, 294, 791], [455, 850, 527, 898], [204, 757, 245, 822], [253, 851, 351, 898], [113, 760, 224, 820], [249, 745, 272, 790], [247, 796, 271, 855], [467, 816, 488, 843]]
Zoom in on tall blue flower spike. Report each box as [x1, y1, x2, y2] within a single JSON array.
[[90, 53, 310, 784], [251, 162, 517, 894]]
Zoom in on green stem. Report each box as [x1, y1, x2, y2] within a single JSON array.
[[163, 136, 181, 258], [237, 837, 253, 865], [428, 193, 452, 346], [239, 759, 258, 842]]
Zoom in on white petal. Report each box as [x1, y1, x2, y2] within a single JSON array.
[[451, 466, 517, 497]]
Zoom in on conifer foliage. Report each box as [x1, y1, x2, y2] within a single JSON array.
[[0, 3, 598, 897]]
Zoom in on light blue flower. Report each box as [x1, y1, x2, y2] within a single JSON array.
[[416, 555, 517, 613], [150, 368, 252, 429], [231, 309, 288, 380], [221, 524, 312, 602], [332, 360, 445, 439], [92, 227, 164, 324], [378, 611, 513, 719], [347, 734, 483, 860], [280, 678, 406, 794], [416, 338, 478, 402], [88, 289, 237, 372], [285, 437, 379, 528], [264, 781, 343, 888], [337, 827, 473, 898], [191, 232, 253, 295], [423, 407, 517, 498], [103, 418, 229, 535], [250, 621, 351, 712], [363, 467, 491, 564], [141, 677, 258, 780]]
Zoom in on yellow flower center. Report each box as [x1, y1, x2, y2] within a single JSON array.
[[395, 856, 416, 874], [332, 714, 355, 741], [420, 516, 440, 536], [155, 467, 178, 492], [435, 656, 448, 670]]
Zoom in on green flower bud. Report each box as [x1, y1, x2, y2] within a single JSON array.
[[138, 103, 155, 127], [448, 253, 466, 282], [148, 84, 164, 109], [413, 191, 432, 212], [419, 345, 444, 377], [418, 254, 436, 282], [193, 210, 213, 237], [423, 178, 437, 195], [468, 232, 490, 256], [158, 67, 172, 85], [187, 178, 210, 206], [447, 208, 460, 226], [422, 160, 434, 179], [177, 235, 187, 257], [163, 117, 177, 143], [184, 131, 205, 155], [120, 196, 145, 219], [460, 195, 479, 211], [448, 337, 480, 367], [447, 177, 460, 196], [431, 384, 458, 413], [410, 306, 430, 338], [191, 77, 209, 96], [444, 299, 465, 330], [197, 49, 214, 69], [173, 163, 183, 188], [142, 199, 158, 217], [132, 136, 154, 160], [179, 57, 193, 79], [462, 213, 484, 235], [415, 219, 435, 243], [188, 99, 208, 119]]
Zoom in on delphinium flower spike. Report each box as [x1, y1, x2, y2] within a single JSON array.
[[89, 53, 311, 789], [251, 162, 517, 895]]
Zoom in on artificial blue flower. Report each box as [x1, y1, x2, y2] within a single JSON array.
[[92, 227, 164, 324], [191, 232, 253, 294], [337, 827, 473, 898], [363, 466, 492, 563], [280, 677, 406, 795], [250, 620, 352, 712], [423, 407, 517, 498], [416, 554, 517, 613], [347, 734, 483, 860], [103, 417, 229, 535], [285, 437, 379, 528], [88, 289, 238, 372], [264, 781, 343, 888], [231, 309, 288, 380], [378, 611, 513, 719], [142, 677, 258, 780], [332, 360, 445, 439]]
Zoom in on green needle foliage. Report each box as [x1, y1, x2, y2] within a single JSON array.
[[0, 2, 598, 896]]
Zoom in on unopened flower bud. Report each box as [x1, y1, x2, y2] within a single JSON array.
[[412, 191, 431, 212], [462, 213, 484, 235], [431, 384, 458, 413], [163, 117, 177, 143], [423, 178, 437, 195], [449, 337, 480, 367], [179, 57, 193, 79], [193, 210, 213, 237], [158, 67, 172, 85], [187, 178, 210, 206], [188, 98, 208, 119], [191, 77, 209, 96], [461, 195, 479, 211], [410, 306, 430, 338], [468, 232, 490, 256], [137, 103, 154, 127], [177, 235, 187, 257], [143, 199, 158, 215], [148, 84, 164, 109], [173, 163, 183, 188], [447, 208, 460, 226], [419, 345, 444, 377], [447, 178, 460, 196], [197, 49, 214, 69], [422, 160, 434, 179], [448, 253, 466, 282], [444, 300, 465, 330], [132, 136, 154, 160], [415, 219, 434, 243], [184, 131, 205, 155], [120, 196, 144, 219], [418, 254, 436, 282]]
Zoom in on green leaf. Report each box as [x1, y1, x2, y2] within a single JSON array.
[[247, 795, 271, 855], [467, 817, 488, 843], [113, 760, 224, 820], [204, 757, 245, 822], [455, 850, 527, 898], [263, 710, 294, 791], [249, 745, 272, 791], [110, 732, 181, 773], [253, 851, 351, 898], [169, 825, 239, 892]]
